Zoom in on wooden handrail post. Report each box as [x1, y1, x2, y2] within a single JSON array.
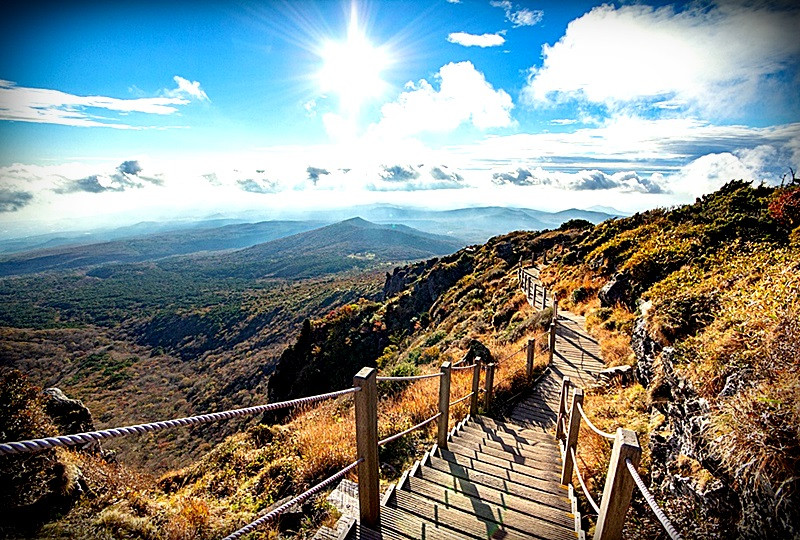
[[484, 362, 495, 409], [532, 282, 538, 308], [553, 292, 559, 321], [354, 367, 379, 528], [548, 321, 556, 364], [469, 357, 481, 416], [594, 429, 642, 540], [437, 361, 452, 449], [556, 376, 570, 441], [560, 387, 584, 485], [526, 338, 535, 379]]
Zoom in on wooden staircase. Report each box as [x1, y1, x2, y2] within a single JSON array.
[[344, 413, 582, 539]]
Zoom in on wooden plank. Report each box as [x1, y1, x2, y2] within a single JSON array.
[[456, 426, 560, 455], [461, 422, 557, 448], [471, 416, 556, 441], [450, 433, 562, 471], [433, 449, 568, 499], [393, 488, 575, 540], [446, 440, 560, 479], [402, 476, 576, 539], [380, 506, 468, 540], [412, 467, 574, 528]]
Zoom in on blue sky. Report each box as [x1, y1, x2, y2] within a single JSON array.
[[1, 0, 799, 235]]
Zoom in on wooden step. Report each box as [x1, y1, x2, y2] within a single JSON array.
[[471, 416, 556, 441], [459, 423, 559, 452], [446, 440, 561, 479], [432, 448, 568, 499], [449, 434, 562, 472], [455, 426, 560, 457], [401, 475, 575, 539], [392, 486, 575, 540], [413, 465, 574, 528]]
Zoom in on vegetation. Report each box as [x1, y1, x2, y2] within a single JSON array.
[[2, 181, 797, 538]]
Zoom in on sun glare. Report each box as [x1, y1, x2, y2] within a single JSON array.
[[318, 5, 389, 114]]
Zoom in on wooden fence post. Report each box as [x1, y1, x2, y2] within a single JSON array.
[[553, 292, 559, 322], [484, 362, 495, 409], [354, 367, 379, 529], [469, 356, 481, 416], [469, 357, 481, 416], [594, 428, 642, 540], [556, 376, 570, 441], [548, 321, 556, 364], [437, 361, 452, 449], [532, 282, 538, 307], [526, 338, 535, 379], [560, 388, 584, 485]]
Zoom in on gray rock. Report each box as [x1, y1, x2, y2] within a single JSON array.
[[631, 301, 659, 386], [598, 272, 633, 309], [43, 387, 99, 453], [597, 365, 633, 385]]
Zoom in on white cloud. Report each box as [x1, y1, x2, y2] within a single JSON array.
[[491, 1, 543, 27], [0, 76, 209, 129], [522, 3, 800, 116], [168, 76, 209, 102], [372, 61, 513, 138], [446, 0, 461, 3], [447, 32, 505, 47], [492, 167, 663, 193]]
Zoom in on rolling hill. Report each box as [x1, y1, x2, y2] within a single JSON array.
[[165, 217, 465, 279], [0, 220, 325, 276]]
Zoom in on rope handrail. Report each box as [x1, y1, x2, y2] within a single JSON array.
[[376, 372, 443, 382], [451, 363, 477, 371], [626, 458, 683, 540], [570, 446, 600, 514], [0, 387, 361, 457], [222, 458, 363, 540], [378, 412, 441, 446], [576, 402, 616, 440], [451, 353, 470, 366], [449, 392, 474, 407]]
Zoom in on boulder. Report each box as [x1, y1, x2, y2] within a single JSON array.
[[597, 365, 633, 385], [43, 388, 99, 453], [631, 301, 659, 386], [598, 272, 633, 309], [464, 339, 494, 365]]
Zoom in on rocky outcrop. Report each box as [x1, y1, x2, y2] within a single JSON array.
[[463, 339, 494, 365], [631, 301, 658, 386], [598, 272, 634, 309], [43, 388, 95, 436]]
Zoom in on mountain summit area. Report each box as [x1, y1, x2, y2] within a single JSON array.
[[1, 181, 798, 539]]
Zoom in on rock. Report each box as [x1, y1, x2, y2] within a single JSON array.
[[598, 272, 634, 309], [631, 301, 659, 386], [464, 339, 494, 365], [43, 388, 99, 453], [597, 365, 633, 385], [718, 368, 753, 397]]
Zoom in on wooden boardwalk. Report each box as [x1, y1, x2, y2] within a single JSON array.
[[330, 269, 603, 540]]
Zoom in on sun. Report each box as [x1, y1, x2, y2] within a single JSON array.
[[318, 5, 389, 115]]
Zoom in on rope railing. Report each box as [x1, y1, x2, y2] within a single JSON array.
[[0, 387, 361, 457], [222, 458, 363, 540], [626, 458, 683, 540], [576, 402, 616, 440], [451, 363, 477, 371], [570, 446, 600, 514], [376, 372, 443, 382], [449, 392, 474, 407], [378, 412, 441, 447]]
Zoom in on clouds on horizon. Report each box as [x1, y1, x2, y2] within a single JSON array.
[[0, 76, 209, 129]]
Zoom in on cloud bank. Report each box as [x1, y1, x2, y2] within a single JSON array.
[[522, 3, 800, 117]]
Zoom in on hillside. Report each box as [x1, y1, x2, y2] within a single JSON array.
[[1, 181, 797, 539], [164, 217, 464, 279], [0, 220, 325, 276]]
